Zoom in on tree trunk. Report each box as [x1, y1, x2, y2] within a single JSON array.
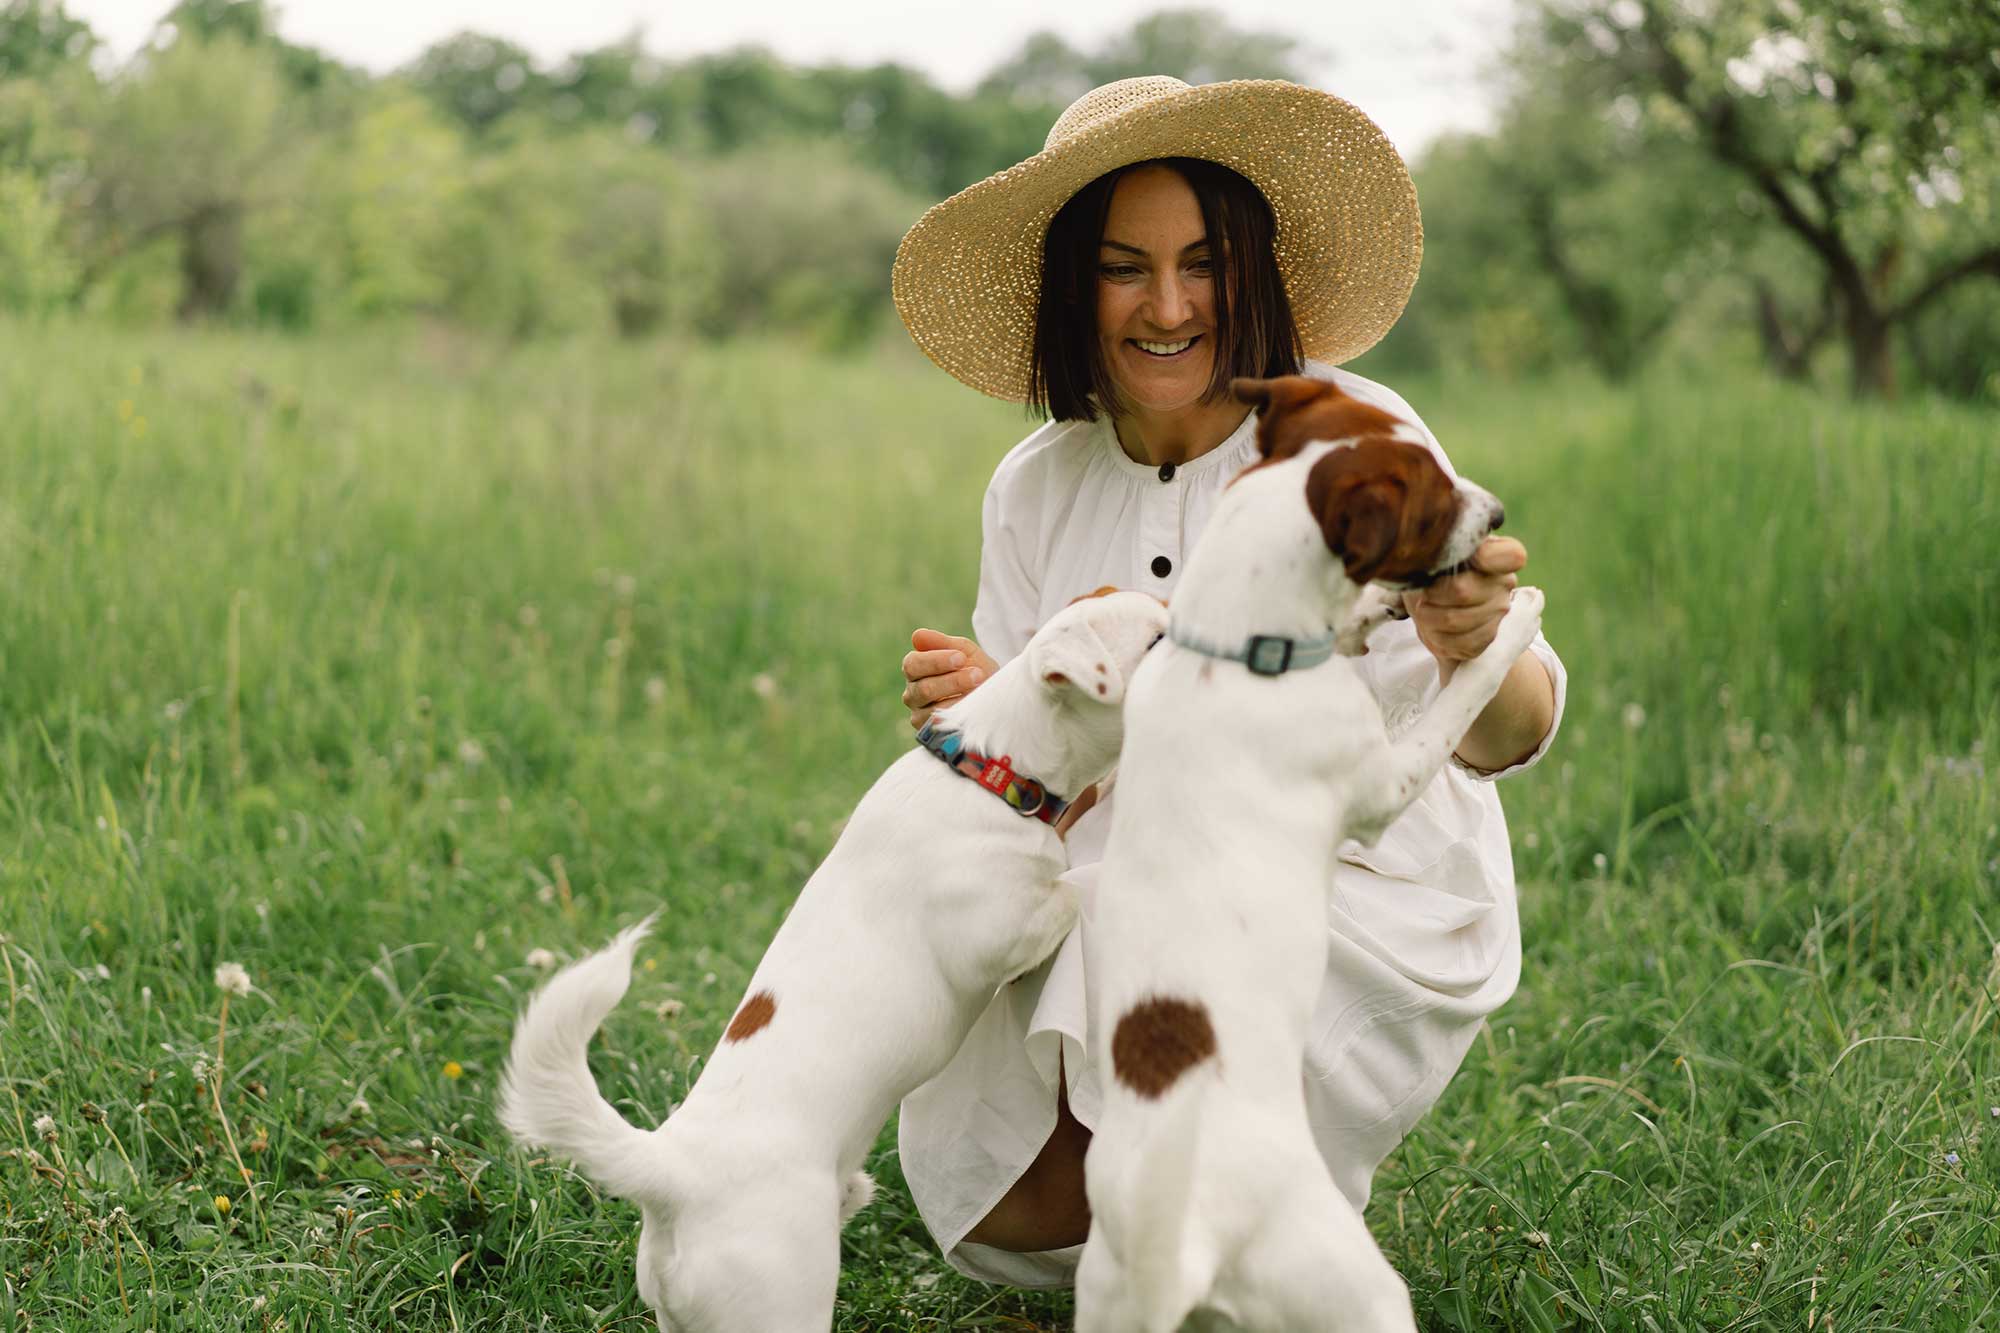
[[178, 204, 244, 321], [1844, 303, 1896, 399]]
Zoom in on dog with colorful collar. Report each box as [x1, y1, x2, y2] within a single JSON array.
[[501, 589, 1167, 1333]]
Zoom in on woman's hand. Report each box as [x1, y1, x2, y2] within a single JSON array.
[[902, 628, 1001, 728], [1402, 536, 1528, 682]]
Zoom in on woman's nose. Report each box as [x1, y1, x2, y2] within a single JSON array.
[[1146, 272, 1191, 328]]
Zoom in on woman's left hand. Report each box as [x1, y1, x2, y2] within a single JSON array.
[[1402, 536, 1529, 680]]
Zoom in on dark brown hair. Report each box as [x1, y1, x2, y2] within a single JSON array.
[[1026, 157, 1302, 423]]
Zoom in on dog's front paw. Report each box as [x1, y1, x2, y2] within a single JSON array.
[[1491, 585, 1544, 659]]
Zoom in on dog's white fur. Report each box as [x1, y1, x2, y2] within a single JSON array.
[[500, 590, 1169, 1333], [1075, 441, 1544, 1333]]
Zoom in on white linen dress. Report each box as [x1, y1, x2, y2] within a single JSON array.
[[897, 361, 1568, 1287]]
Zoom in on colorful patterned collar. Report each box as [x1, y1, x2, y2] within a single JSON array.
[[1168, 622, 1342, 676], [915, 720, 1071, 826]]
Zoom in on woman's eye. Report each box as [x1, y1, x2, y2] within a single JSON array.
[[1100, 265, 1139, 278]]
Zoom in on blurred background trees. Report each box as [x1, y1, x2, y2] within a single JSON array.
[[0, 0, 1992, 396]]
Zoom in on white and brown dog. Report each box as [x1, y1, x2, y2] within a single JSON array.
[[1074, 377, 1544, 1333], [500, 590, 1168, 1332]]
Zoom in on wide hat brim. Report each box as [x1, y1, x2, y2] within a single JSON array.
[[892, 79, 1422, 404]]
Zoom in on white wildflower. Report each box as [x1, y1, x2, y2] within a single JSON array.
[[652, 998, 685, 1021], [214, 962, 252, 997], [644, 676, 667, 706], [750, 672, 778, 701], [346, 1095, 371, 1119], [1592, 852, 1609, 873], [192, 1056, 211, 1083], [1621, 702, 1647, 731], [457, 738, 487, 767], [525, 948, 557, 970], [33, 1114, 56, 1140]]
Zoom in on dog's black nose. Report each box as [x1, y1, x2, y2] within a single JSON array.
[[1488, 503, 1505, 533]]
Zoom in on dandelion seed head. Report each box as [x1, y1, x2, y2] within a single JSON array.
[[346, 1095, 371, 1118], [1592, 852, 1609, 872], [525, 948, 557, 970], [214, 962, 252, 997], [644, 676, 667, 705], [457, 738, 487, 767], [750, 672, 778, 701], [1622, 702, 1647, 731], [33, 1114, 56, 1140]]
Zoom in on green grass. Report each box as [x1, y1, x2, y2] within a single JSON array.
[[1, 317, 1995, 1330]]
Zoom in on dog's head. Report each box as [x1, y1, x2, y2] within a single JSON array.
[[630, 1170, 848, 1332], [1026, 587, 1170, 708], [1231, 375, 1503, 586]]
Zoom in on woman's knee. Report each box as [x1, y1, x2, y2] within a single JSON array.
[[962, 1093, 1093, 1252]]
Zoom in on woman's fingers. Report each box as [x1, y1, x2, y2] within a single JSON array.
[[902, 648, 968, 681], [1470, 535, 1527, 576], [901, 665, 986, 710]]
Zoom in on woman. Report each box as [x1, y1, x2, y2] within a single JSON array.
[[891, 76, 1566, 1287]]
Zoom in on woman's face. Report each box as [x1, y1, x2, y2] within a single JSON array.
[[1095, 165, 1218, 417]]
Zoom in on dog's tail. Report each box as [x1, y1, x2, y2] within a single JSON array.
[[1118, 1078, 1220, 1333], [498, 916, 679, 1204]]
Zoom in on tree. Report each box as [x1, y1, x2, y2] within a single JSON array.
[[82, 33, 303, 319], [1528, 0, 2000, 396], [978, 8, 1317, 112], [403, 31, 547, 135], [0, 0, 95, 79]]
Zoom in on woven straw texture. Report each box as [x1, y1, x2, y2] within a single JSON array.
[[892, 77, 1423, 403]]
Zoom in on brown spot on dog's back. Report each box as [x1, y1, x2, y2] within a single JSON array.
[[1112, 995, 1217, 1099], [725, 990, 776, 1043]]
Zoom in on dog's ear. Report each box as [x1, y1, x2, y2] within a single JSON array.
[[1028, 616, 1125, 705], [1308, 453, 1403, 583], [1231, 375, 1331, 457]]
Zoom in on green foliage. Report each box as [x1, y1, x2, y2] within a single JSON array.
[[684, 140, 927, 351], [0, 167, 75, 310], [0, 326, 1995, 1327], [0, 0, 94, 79]]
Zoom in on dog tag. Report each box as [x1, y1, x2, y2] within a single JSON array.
[[978, 756, 1015, 793]]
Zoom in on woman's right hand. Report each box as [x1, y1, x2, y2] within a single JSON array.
[[902, 628, 999, 728]]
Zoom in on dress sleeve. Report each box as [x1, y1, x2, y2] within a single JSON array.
[[970, 464, 1040, 667]]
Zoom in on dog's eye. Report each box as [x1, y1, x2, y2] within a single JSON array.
[[1147, 632, 1166, 650]]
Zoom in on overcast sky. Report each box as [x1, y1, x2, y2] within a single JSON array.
[[63, 0, 1521, 159]]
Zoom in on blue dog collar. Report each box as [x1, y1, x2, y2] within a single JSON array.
[[1167, 623, 1341, 676]]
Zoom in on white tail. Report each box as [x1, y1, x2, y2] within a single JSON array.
[[498, 916, 680, 1203]]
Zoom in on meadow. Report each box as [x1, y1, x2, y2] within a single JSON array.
[[1, 317, 1995, 1331]]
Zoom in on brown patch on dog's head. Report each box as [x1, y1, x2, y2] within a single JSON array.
[[1305, 441, 1461, 584], [1064, 585, 1123, 607], [1111, 995, 1217, 1099], [724, 989, 776, 1043]]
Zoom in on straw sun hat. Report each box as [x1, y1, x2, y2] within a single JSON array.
[[891, 75, 1423, 404]]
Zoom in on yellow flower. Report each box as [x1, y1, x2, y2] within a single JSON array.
[[133, 417, 149, 438], [442, 1060, 464, 1080], [214, 1195, 231, 1214], [117, 399, 134, 422]]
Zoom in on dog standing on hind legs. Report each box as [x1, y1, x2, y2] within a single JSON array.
[[1075, 376, 1545, 1333], [500, 590, 1169, 1333]]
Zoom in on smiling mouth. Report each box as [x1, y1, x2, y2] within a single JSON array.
[[1130, 335, 1200, 359]]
